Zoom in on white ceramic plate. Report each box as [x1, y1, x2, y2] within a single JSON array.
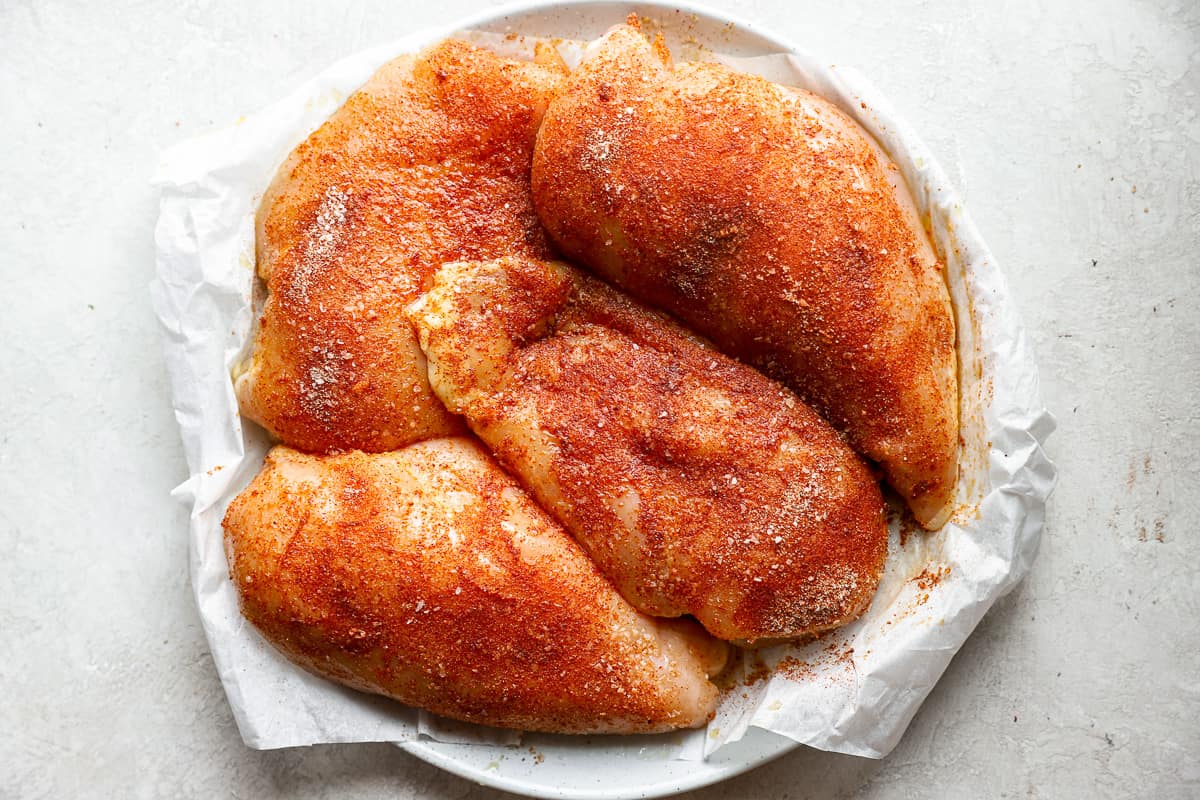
[[153, 0, 1053, 789], [397, 2, 847, 796]]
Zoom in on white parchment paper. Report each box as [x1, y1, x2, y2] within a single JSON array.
[[151, 25, 1056, 760]]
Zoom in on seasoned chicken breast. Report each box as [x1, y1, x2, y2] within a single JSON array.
[[223, 441, 728, 733], [407, 258, 888, 643], [236, 39, 566, 453], [531, 24, 959, 529]]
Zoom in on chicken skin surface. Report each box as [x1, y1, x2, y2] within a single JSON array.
[[236, 39, 566, 453], [223, 440, 728, 733], [532, 24, 959, 529], [407, 257, 888, 644]]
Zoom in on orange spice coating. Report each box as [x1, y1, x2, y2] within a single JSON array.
[[236, 39, 567, 453], [531, 24, 959, 529], [222, 441, 728, 733], [407, 257, 889, 643]]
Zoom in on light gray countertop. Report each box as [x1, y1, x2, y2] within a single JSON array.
[[2, 1, 1197, 797]]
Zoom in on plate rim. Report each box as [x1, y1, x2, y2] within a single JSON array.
[[398, 727, 799, 800]]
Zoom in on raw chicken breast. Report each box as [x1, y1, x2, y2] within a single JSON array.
[[223, 440, 727, 733], [407, 257, 888, 643], [531, 23, 958, 528], [236, 39, 566, 453]]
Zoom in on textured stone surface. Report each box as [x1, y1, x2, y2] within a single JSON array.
[[1, 0, 1197, 797]]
